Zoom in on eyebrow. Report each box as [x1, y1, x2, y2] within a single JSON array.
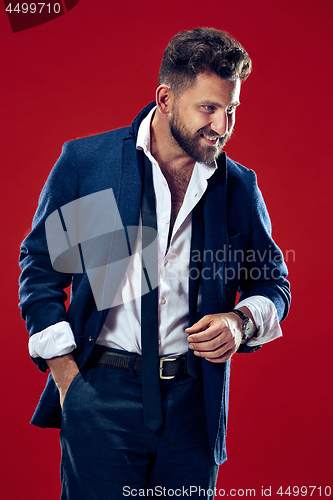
[[201, 100, 241, 108]]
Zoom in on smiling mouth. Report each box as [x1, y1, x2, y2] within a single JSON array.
[[200, 133, 220, 145]]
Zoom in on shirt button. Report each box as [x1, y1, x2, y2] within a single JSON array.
[[163, 181, 167, 187], [158, 259, 163, 265], [165, 220, 169, 225], [161, 298, 166, 305]]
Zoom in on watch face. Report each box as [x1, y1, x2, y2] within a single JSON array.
[[232, 310, 254, 339], [243, 318, 254, 338]]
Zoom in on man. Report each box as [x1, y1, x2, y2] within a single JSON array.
[[19, 28, 290, 499]]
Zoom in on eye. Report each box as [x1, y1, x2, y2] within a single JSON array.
[[202, 105, 216, 111]]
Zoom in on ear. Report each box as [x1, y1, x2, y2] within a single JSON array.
[[155, 85, 174, 115]]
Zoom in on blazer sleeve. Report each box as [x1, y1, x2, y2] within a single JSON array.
[[238, 170, 291, 323], [19, 142, 79, 372]]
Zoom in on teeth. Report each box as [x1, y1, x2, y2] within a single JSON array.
[[203, 134, 218, 141]]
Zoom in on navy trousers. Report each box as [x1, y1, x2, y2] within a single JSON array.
[[60, 348, 219, 499]]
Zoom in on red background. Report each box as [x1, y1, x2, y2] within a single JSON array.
[[1, 0, 332, 498]]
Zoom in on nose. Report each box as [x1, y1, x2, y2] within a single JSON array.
[[211, 110, 228, 136]]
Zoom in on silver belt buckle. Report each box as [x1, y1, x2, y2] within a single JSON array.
[[159, 357, 178, 380]]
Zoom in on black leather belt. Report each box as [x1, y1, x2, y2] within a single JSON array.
[[93, 350, 187, 380]]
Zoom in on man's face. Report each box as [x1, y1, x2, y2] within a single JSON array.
[[168, 72, 241, 163]]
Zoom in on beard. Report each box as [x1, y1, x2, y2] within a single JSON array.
[[169, 106, 232, 163]]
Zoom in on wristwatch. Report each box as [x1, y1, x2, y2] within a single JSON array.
[[231, 309, 255, 340]]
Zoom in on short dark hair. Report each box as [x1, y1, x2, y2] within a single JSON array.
[[158, 27, 252, 96]]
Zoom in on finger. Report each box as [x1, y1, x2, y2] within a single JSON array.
[[185, 315, 215, 334], [204, 347, 236, 363], [192, 341, 235, 358], [189, 335, 230, 353], [188, 323, 232, 344]]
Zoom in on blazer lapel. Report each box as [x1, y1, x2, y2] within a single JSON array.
[[189, 152, 228, 320], [201, 152, 228, 314], [187, 153, 228, 378], [99, 134, 143, 327]]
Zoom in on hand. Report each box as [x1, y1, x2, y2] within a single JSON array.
[[46, 354, 80, 408], [185, 313, 243, 363], [58, 372, 79, 408]]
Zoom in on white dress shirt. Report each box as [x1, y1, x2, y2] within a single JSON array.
[[29, 107, 282, 360]]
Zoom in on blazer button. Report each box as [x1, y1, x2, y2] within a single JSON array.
[[88, 336, 93, 345]]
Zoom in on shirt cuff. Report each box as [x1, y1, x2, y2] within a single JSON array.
[[234, 296, 282, 347], [28, 321, 77, 359]]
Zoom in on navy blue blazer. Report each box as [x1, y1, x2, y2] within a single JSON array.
[[19, 102, 290, 465]]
